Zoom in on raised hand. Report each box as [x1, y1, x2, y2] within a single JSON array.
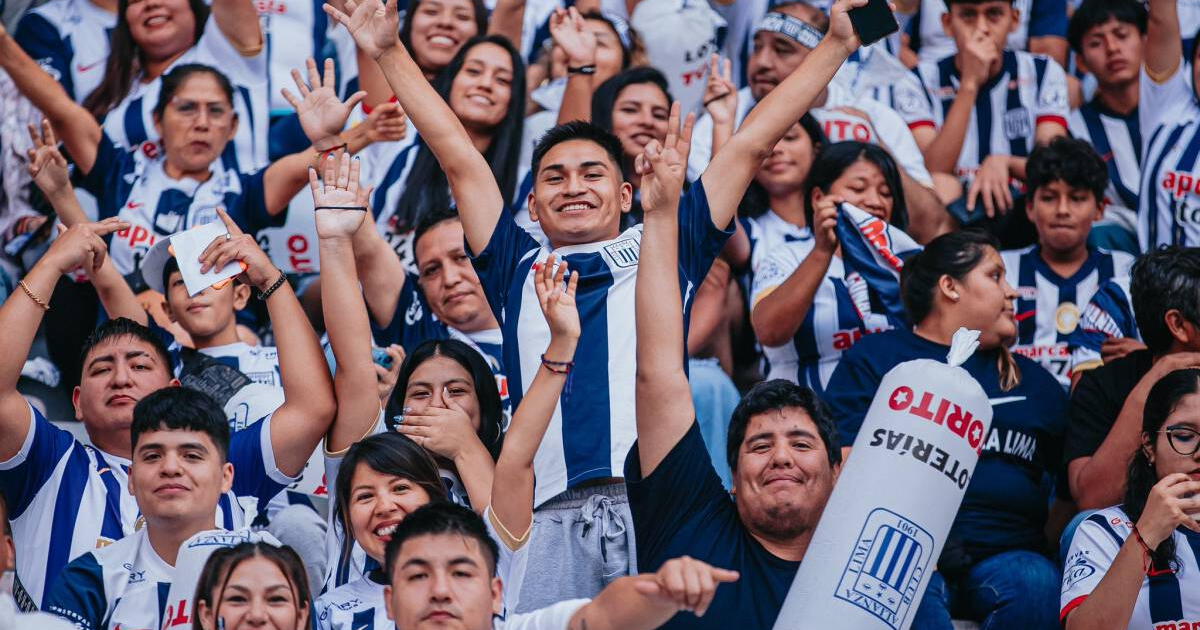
[[198, 208, 280, 292], [375, 344, 406, 403], [310, 151, 370, 239], [46, 218, 129, 276], [635, 102, 694, 215], [550, 6, 597, 67], [967, 154, 1012, 218], [282, 58, 367, 145], [702, 55, 737, 126], [324, 0, 401, 61], [826, 0, 869, 55], [1136, 473, 1200, 548], [363, 101, 408, 144], [26, 120, 71, 198], [812, 195, 841, 255], [533, 254, 581, 343], [633, 556, 740, 617], [960, 30, 999, 90]]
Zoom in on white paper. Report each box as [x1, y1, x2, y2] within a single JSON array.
[[169, 222, 243, 297]]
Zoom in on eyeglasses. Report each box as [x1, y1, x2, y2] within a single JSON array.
[[169, 98, 233, 122], [1159, 427, 1200, 456]]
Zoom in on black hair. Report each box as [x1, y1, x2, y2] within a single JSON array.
[[727, 379, 841, 472], [80, 317, 174, 375], [740, 114, 827, 219], [802, 141, 909, 232], [130, 387, 231, 460], [399, 0, 489, 75], [385, 339, 504, 460], [943, 0, 1015, 6], [412, 206, 463, 268], [384, 501, 499, 581], [900, 229, 1021, 390], [579, 10, 631, 70], [151, 64, 236, 121], [1131, 247, 1200, 355], [1025, 136, 1108, 203], [333, 433, 447, 570], [1067, 0, 1148, 54], [84, 0, 211, 121], [531, 120, 626, 180], [392, 35, 525, 235], [1123, 368, 1200, 573], [768, 2, 830, 33], [589, 66, 673, 151], [192, 542, 311, 630]]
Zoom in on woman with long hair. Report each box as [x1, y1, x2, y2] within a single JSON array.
[[362, 34, 525, 270], [193, 542, 311, 630], [590, 66, 671, 191], [1061, 368, 1200, 629], [824, 229, 1069, 630], [750, 141, 909, 391]]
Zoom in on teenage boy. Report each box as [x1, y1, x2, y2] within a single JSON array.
[[41, 388, 278, 630], [907, 0, 1070, 220], [1000, 137, 1133, 389], [0, 217, 335, 607], [910, 0, 1070, 66], [1066, 247, 1200, 509], [1067, 0, 1147, 254], [326, 0, 869, 598]]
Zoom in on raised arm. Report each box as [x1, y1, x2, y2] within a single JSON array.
[[0, 24, 102, 173], [550, 7, 599, 125], [700, 0, 865, 229], [702, 55, 737, 158], [567, 557, 740, 630], [1145, 0, 1182, 81], [634, 109, 696, 477], [197, 210, 336, 476], [921, 31, 997, 175], [487, 0, 527, 53], [264, 58, 367, 215], [26, 122, 147, 324], [0, 217, 127, 460], [490, 255, 579, 548], [325, 0, 505, 253], [210, 0, 265, 54]]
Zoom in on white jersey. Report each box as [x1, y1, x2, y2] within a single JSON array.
[[741, 209, 811, 275], [496, 599, 589, 630], [819, 79, 935, 188], [196, 342, 284, 428], [751, 239, 893, 393], [0, 402, 294, 607], [101, 16, 270, 173], [1001, 245, 1133, 388], [14, 0, 114, 103], [911, 50, 1069, 187], [1137, 65, 1200, 249], [834, 44, 935, 130], [315, 572, 392, 630], [1061, 506, 1200, 629], [1069, 101, 1141, 239], [912, 0, 1069, 65], [258, 0, 333, 113], [0, 593, 74, 630], [360, 129, 422, 272], [77, 133, 283, 277]]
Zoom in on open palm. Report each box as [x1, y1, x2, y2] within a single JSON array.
[[310, 152, 370, 238], [283, 58, 366, 143], [324, 0, 401, 60], [534, 255, 581, 341], [550, 7, 596, 64]]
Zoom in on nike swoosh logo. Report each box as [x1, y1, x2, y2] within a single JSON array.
[[77, 61, 102, 72], [988, 396, 1026, 406]]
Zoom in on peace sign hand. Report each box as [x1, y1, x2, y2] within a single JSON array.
[[635, 102, 694, 215], [26, 120, 72, 198]]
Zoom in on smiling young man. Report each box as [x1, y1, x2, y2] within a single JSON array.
[[0, 219, 334, 608], [1000, 137, 1134, 389], [41, 387, 280, 630]]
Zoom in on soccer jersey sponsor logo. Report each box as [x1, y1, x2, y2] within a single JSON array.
[[1061, 550, 1096, 591], [1162, 170, 1200, 200], [887, 386, 987, 451], [836, 508, 933, 630]]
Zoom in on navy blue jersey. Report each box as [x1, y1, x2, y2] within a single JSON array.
[[824, 328, 1069, 560], [625, 423, 799, 630]]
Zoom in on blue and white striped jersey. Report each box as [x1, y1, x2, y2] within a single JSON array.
[[315, 571, 391, 630], [257, 0, 328, 113], [1137, 65, 1200, 249], [101, 17, 270, 173], [911, 0, 1069, 65], [750, 240, 893, 392], [1061, 506, 1200, 628], [77, 133, 284, 277], [1069, 101, 1141, 240], [0, 402, 294, 607], [194, 342, 284, 429], [740, 210, 811, 276], [14, 0, 114, 103], [837, 44, 934, 131], [912, 50, 1070, 187], [1069, 277, 1140, 373], [1002, 245, 1132, 388], [471, 181, 732, 506]]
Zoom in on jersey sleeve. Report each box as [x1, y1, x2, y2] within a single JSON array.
[[1139, 65, 1193, 135], [468, 212, 541, 323], [13, 13, 75, 99], [893, 69, 937, 130], [623, 422, 732, 566], [1027, 0, 1068, 38], [1060, 513, 1125, 622], [500, 599, 590, 630], [76, 134, 135, 219], [1034, 57, 1070, 129], [750, 245, 801, 307], [228, 169, 285, 233], [823, 341, 884, 445], [1068, 279, 1136, 373], [228, 415, 300, 504], [677, 180, 735, 286], [0, 402, 77, 519], [41, 552, 107, 630]]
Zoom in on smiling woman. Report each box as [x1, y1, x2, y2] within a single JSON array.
[[591, 67, 673, 190]]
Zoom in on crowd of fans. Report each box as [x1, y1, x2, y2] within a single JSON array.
[[0, 0, 1198, 627]]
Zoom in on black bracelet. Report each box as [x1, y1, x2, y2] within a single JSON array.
[[315, 205, 368, 211], [567, 64, 596, 75], [257, 271, 287, 301]]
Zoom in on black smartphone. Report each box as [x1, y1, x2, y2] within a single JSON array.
[[848, 0, 899, 47]]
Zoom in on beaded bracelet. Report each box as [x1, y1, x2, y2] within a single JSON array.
[[257, 272, 287, 301]]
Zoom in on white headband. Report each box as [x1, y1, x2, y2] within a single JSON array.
[[755, 12, 824, 49]]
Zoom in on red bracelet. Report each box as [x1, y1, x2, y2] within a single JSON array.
[[1132, 525, 1175, 576]]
